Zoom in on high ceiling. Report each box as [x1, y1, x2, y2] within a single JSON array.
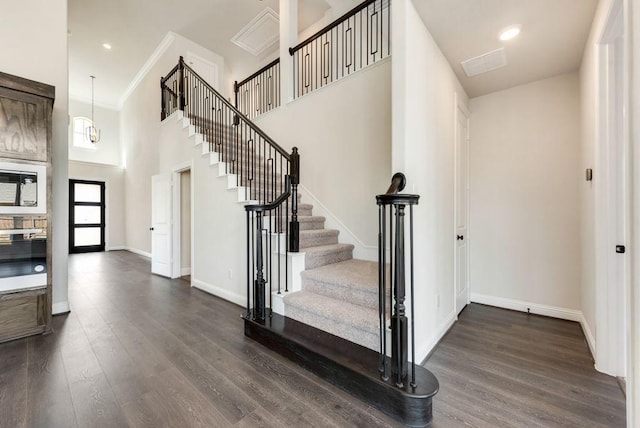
[[68, 0, 331, 108], [413, 0, 599, 98], [69, 0, 600, 107]]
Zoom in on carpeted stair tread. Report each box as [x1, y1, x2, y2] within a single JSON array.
[[303, 243, 354, 269], [299, 229, 339, 248], [284, 290, 379, 350]]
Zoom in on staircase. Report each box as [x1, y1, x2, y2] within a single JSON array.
[[161, 55, 438, 427]]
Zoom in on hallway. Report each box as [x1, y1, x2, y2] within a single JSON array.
[[0, 251, 625, 427]]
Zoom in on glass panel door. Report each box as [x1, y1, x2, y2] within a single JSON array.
[[69, 179, 105, 253]]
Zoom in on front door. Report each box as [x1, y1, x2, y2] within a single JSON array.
[[69, 179, 105, 253], [151, 173, 172, 277], [455, 102, 470, 314]]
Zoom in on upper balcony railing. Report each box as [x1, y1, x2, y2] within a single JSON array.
[[234, 0, 391, 115], [290, 0, 390, 99], [234, 58, 281, 120]]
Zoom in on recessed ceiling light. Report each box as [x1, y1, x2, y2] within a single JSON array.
[[102, 43, 112, 50], [499, 25, 521, 41]]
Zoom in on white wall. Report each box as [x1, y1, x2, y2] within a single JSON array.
[[68, 161, 126, 250], [68, 99, 122, 166], [254, 59, 391, 248], [580, 0, 615, 359], [121, 33, 224, 255], [469, 73, 582, 313], [0, 0, 69, 314], [392, 0, 469, 360], [630, 0, 640, 422], [158, 116, 247, 305]]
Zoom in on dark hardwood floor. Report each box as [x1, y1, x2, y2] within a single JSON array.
[[0, 251, 626, 427]]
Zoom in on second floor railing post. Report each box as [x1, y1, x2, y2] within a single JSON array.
[[233, 80, 239, 110], [178, 56, 186, 111], [160, 77, 167, 121], [289, 147, 300, 252]]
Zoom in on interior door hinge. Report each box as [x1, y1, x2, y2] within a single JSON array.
[[616, 245, 626, 254]]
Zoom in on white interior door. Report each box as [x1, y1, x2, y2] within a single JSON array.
[[186, 52, 219, 89], [152, 173, 172, 277], [455, 102, 470, 315]]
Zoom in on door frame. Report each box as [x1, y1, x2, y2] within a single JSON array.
[[594, 0, 630, 379], [171, 161, 194, 281], [453, 92, 470, 315], [68, 179, 106, 253]]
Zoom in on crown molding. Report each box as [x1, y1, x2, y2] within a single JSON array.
[[117, 31, 177, 109]]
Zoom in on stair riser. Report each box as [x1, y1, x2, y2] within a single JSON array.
[[305, 247, 352, 269], [285, 306, 379, 350], [264, 219, 324, 231], [301, 278, 383, 310], [299, 233, 339, 249]]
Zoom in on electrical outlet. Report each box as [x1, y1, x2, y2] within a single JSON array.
[[228, 269, 233, 279]]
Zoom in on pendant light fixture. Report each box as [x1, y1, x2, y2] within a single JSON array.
[[85, 75, 101, 144]]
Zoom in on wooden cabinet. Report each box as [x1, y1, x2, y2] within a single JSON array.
[[0, 71, 54, 343]]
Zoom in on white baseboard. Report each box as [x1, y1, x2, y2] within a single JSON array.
[[107, 245, 125, 251], [192, 279, 244, 307], [417, 310, 457, 364], [181, 267, 192, 276], [125, 247, 152, 259], [52, 301, 70, 315], [470, 293, 583, 322], [580, 313, 597, 360]]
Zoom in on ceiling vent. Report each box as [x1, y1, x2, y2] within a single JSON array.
[[461, 48, 507, 77], [231, 8, 280, 56]]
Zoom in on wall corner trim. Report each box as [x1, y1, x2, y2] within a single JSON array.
[[118, 31, 177, 109], [580, 313, 597, 360], [52, 301, 70, 315], [298, 184, 379, 261], [417, 309, 457, 364]]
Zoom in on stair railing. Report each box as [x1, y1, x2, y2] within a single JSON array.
[[234, 58, 281, 119], [377, 172, 419, 388], [161, 57, 300, 322], [289, 0, 390, 99]]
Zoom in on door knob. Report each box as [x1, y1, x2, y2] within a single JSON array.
[[456, 235, 464, 241]]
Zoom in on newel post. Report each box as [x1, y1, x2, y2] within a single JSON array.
[[178, 56, 186, 111], [254, 211, 266, 321], [391, 204, 408, 387], [289, 147, 300, 252]]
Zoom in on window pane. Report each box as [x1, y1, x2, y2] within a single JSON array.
[[74, 227, 101, 246], [74, 206, 101, 224], [73, 118, 86, 133], [74, 183, 101, 203]]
